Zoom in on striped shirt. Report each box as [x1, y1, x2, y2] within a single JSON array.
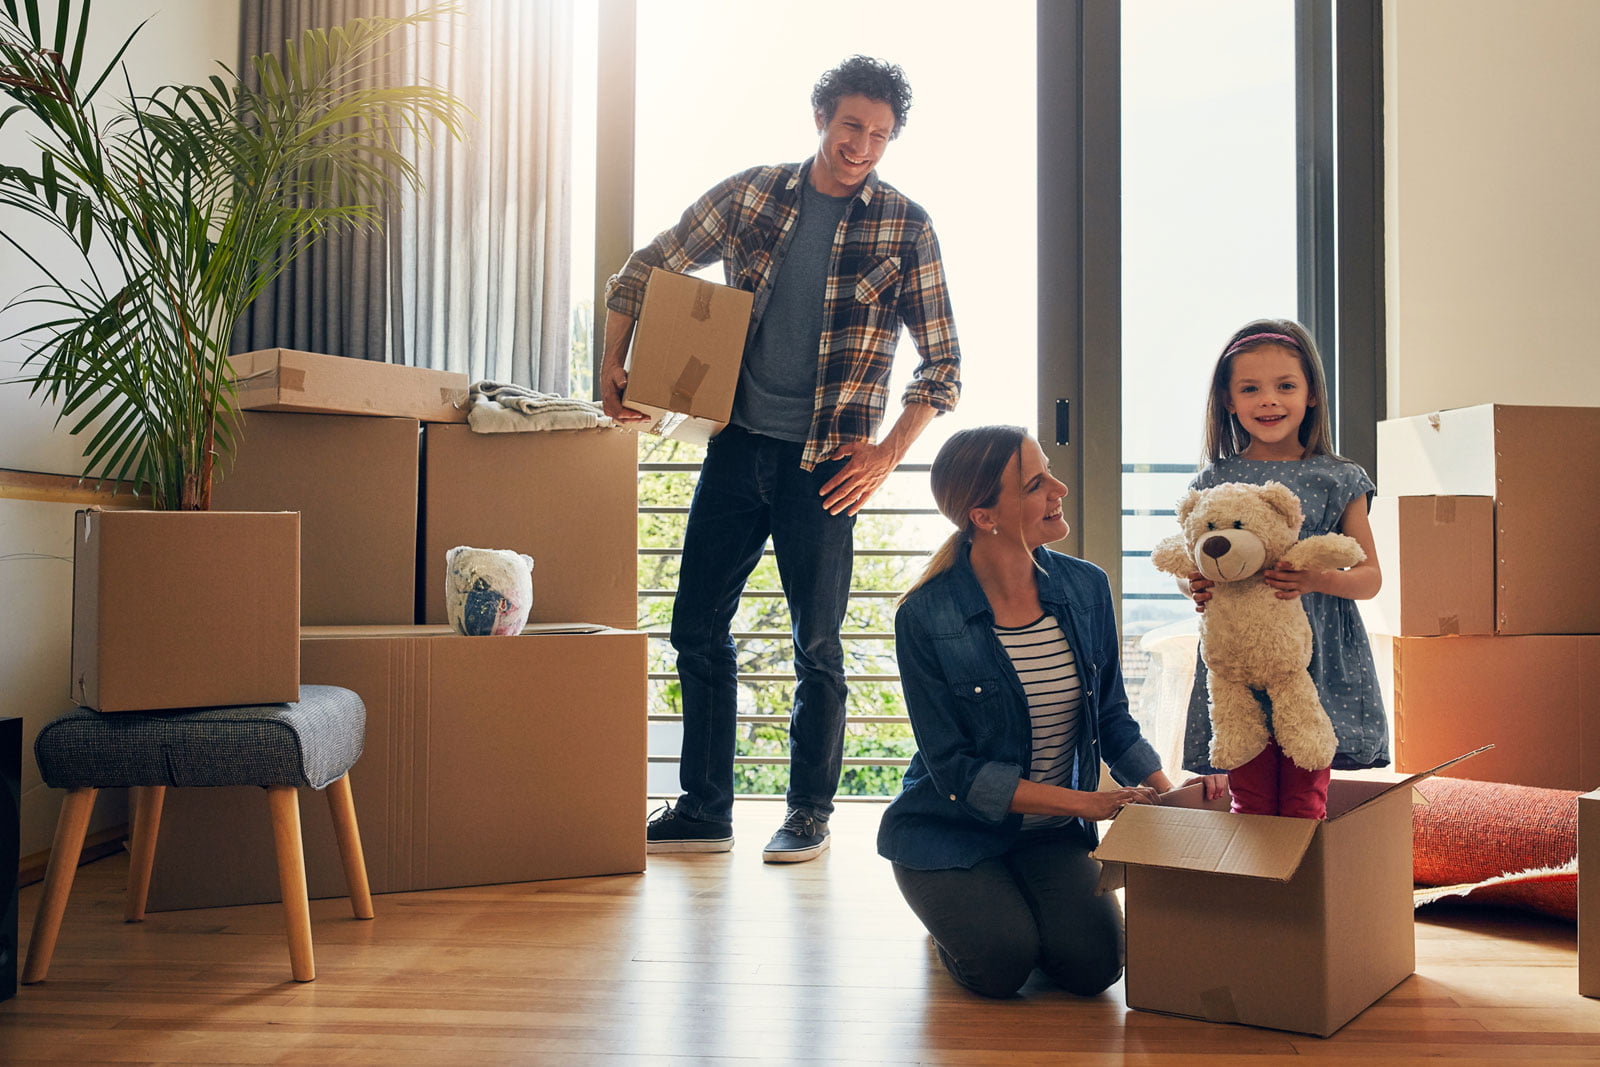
[[605, 159, 962, 471], [993, 614, 1082, 830]]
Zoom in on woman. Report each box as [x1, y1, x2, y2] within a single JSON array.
[[879, 425, 1223, 998]]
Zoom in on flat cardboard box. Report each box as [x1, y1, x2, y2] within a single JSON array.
[[71, 510, 300, 712], [1377, 404, 1600, 634], [229, 348, 469, 423], [1582, 789, 1600, 997], [1360, 495, 1494, 637], [214, 412, 418, 625], [145, 624, 646, 910], [1393, 634, 1600, 790], [1093, 754, 1476, 1038], [622, 267, 752, 443], [421, 424, 637, 630]]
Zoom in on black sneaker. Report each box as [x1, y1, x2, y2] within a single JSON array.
[[762, 808, 830, 863], [646, 801, 733, 854]]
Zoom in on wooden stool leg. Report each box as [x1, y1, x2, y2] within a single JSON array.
[[267, 785, 315, 982], [125, 785, 166, 922], [325, 774, 374, 920], [22, 787, 99, 984]]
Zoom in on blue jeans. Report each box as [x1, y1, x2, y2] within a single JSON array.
[[891, 825, 1123, 998], [669, 425, 855, 824]]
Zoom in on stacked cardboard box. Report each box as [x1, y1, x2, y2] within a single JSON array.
[[144, 354, 645, 910], [146, 625, 646, 907], [1582, 789, 1600, 997], [215, 412, 420, 625], [1368, 404, 1600, 791]]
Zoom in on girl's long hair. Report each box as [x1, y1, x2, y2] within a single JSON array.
[[1202, 318, 1337, 463], [898, 425, 1027, 605]]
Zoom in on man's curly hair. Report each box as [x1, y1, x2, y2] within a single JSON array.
[[811, 55, 913, 139]]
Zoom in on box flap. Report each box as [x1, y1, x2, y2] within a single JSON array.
[[1091, 804, 1320, 882], [1333, 744, 1494, 821]]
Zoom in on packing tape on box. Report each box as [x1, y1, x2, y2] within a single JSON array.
[[441, 386, 470, 408], [1094, 860, 1126, 894], [669, 356, 711, 412], [1438, 614, 1460, 635], [691, 279, 714, 322], [1199, 986, 1241, 1024], [233, 365, 304, 393], [1433, 497, 1457, 523], [652, 411, 689, 438]]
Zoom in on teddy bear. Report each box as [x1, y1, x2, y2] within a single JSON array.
[[445, 546, 535, 636], [1150, 481, 1365, 775]]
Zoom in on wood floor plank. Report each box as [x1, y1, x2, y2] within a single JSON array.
[[1, 800, 1595, 1064]]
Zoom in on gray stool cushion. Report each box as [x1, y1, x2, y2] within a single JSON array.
[[34, 684, 365, 790]]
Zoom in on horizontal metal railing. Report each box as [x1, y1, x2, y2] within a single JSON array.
[[641, 456, 1202, 792], [641, 456, 931, 796]]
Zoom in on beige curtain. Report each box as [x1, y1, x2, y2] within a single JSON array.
[[232, 0, 574, 392]]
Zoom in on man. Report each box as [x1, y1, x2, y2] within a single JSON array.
[[601, 55, 961, 863]]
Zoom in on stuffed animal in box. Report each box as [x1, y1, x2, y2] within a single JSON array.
[[1150, 481, 1364, 773]]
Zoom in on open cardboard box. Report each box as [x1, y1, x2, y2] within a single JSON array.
[[1094, 747, 1488, 1038], [621, 267, 752, 444]]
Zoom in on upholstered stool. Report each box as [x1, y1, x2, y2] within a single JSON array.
[[24, 685, 373, 984]]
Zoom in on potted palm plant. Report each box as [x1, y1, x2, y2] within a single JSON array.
[[0, 0, 464, 509], [0, 0, 466, 709]]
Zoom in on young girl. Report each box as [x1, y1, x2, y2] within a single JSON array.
[[881, 425, 1225, 998], [1181, 319, 1388, 819]]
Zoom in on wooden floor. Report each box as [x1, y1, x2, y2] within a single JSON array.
[[2, 800, 1596, 1065]]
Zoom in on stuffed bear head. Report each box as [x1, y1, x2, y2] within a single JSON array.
[[445, 546, 535, 636], [1172, 480, 1305, 583]]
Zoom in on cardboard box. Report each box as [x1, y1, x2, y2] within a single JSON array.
[[214, 412, 418, 625], [1377, 404, 1600, 634], [71, 510, 300, 712], [1582, 789, 1600, 997], [1095, 756, 1472, 1038], [1361, 496, 1494, 636], [622, 268, 752, 443], [1393, 634, 1600, 790], [145, 624, 647, 910], [229, 348, 469, 423], [421, 424, 637, 630]]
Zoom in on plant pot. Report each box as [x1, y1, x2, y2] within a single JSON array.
[[71, 510, 301, 711]]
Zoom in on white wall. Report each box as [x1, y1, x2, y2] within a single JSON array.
[[1385, 0, 1600, 416], [2, 1, 239, 859]]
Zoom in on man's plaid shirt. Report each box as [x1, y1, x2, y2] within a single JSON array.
[[606, 159, 961, 470]]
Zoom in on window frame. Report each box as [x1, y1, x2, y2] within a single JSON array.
[[1040, 0, 1386, 620]]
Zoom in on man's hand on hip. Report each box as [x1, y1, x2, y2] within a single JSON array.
[[820, 440, 900, 516]]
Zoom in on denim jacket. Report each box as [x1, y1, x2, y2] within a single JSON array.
[[877, 543, 1162, 870]]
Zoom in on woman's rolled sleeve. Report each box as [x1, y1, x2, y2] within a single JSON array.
[[1107, 737, 1162, 788]]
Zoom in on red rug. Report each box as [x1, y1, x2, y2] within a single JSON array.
[[1412, 776, 1579, 921]]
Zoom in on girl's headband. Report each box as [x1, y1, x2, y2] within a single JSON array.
[[1223, 331, 1301, 359]]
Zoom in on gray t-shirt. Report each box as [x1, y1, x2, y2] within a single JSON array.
[[730, 180, 851, 441]]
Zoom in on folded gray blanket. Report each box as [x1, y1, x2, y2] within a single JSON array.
[[467, 380, 614, 433]]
